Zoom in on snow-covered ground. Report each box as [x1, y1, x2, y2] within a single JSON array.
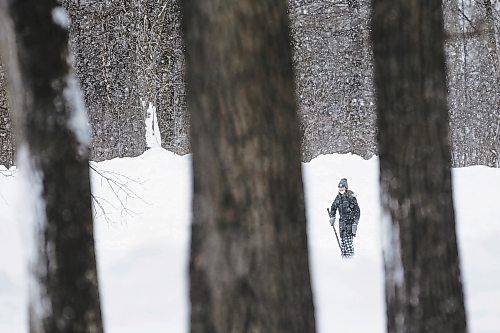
[[1, 148, 499, 332]]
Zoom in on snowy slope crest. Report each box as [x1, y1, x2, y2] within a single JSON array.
[[1, 150, 499, 333]]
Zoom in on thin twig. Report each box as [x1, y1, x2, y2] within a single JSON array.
[[89, 162, 149, 224]]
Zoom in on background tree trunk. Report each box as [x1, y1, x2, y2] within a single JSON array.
[[0, 59, 14, 168], [62, 0, 147, 162], [146, 0, 190, 154], [483, 0, 500, 167], [371, 0, 468, 332], [0, 1, 103, 332], [182, 0, 316, 332], [2, 0, 498, 168], [444, 0, 500, 167], [288, 0, 377, 162]]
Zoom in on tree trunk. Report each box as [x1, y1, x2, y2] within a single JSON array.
[[148, 0, 190, 155], [483, 0, 499, 86], [62, 0, 147, 162], [371, 0, 468, 332], [182, 0, 316, 332], [0, 59, 14, 168], [345, 0, 374, 158], [483, 0, 500, 167], [0, 2, 103, 332]]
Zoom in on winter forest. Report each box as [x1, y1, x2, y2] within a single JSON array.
[[0, 0, 499, 332]]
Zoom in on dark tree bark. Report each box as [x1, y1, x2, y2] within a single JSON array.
[[62, 0, 147, 162], [0, 59, 15, 168], [344, 0, 374, 157], [371, 1, 468, 333], [148, 0, 190, 155], [483, 0, 500, 167], [288, 0, 378, 162], [182, 0, 316, 332], [0, 1, 103, 332], [484, 0, 499, 86]]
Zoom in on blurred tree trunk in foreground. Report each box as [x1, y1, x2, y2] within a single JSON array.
[[0, 1, 103, 332], [371, 0, 468, 332], [182, 0, 316, 332]]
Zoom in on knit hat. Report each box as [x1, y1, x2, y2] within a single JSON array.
[[338, 178, 348, 188]]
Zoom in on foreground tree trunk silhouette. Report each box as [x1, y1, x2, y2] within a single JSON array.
[[182, 1, 316, 332], [371, 1, 468, 333], [0, 1, 103, 332]]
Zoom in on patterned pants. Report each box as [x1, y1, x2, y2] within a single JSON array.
[[341, 234, 354, 258]]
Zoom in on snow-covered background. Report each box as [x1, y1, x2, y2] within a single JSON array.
[[1, 149, 499, 332]]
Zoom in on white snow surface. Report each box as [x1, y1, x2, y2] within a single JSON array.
[[1, 149, 499, 333]]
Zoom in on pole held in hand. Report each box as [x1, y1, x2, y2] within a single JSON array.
[[327, 208, 342, 254]]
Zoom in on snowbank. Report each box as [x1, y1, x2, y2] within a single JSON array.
[[1, 149, 499, 332]]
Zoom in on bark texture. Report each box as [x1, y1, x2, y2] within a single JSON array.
[[371, 0, 468, 332], [182, 0, 316, 332], [289, 0, 377, 162], [62, 0, 148, 161], [0, 1, 103, 332], [2, 1, 497, 168], [61, 0, 189, 159], [444, 0, 500, 167], [0, 59, 14, 168]]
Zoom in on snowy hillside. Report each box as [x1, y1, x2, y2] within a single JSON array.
[[1, 149, 499, 333]]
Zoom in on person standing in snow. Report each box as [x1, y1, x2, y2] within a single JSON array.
[[329, 178, 360, 257]]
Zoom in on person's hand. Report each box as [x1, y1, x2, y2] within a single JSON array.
[[329, 217, 335, 226], [352, 223, 358, 236]]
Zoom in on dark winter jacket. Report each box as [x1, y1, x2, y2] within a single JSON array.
[[330, 190, 360, 235]]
